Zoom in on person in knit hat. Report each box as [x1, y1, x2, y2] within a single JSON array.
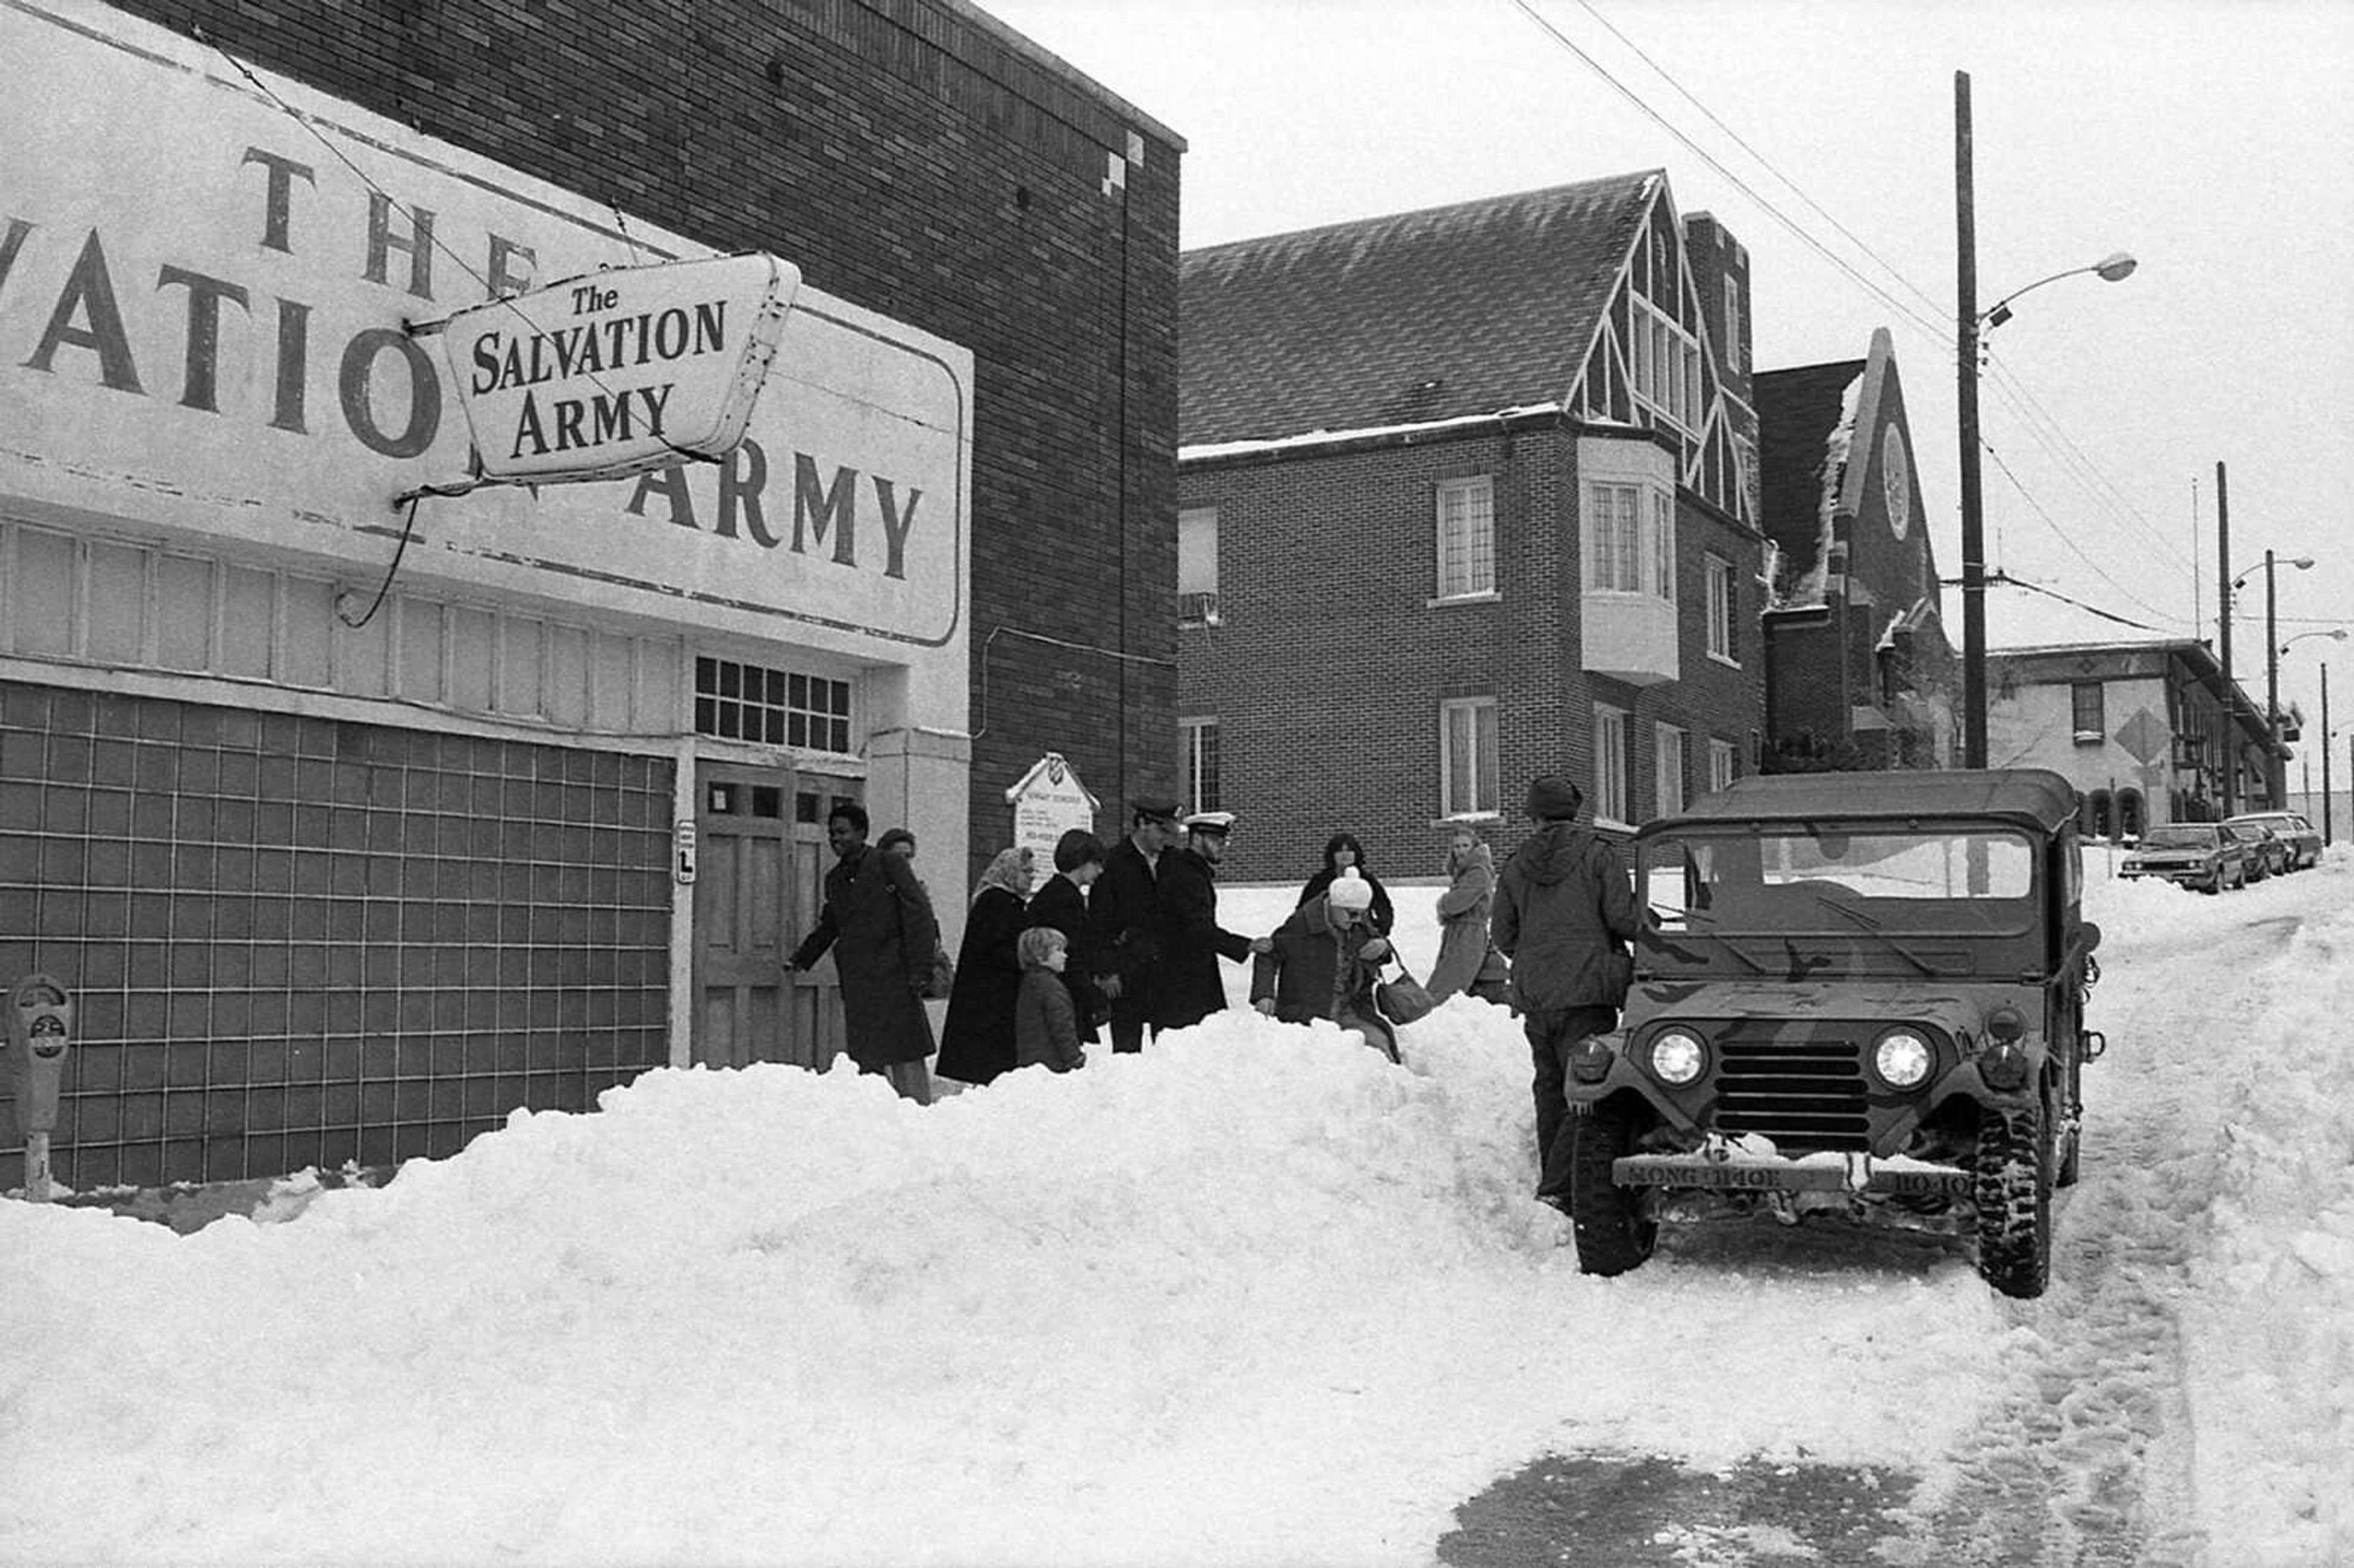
[[1251, 866, 1400, 1062], [1491, 774, 1642, 1208]]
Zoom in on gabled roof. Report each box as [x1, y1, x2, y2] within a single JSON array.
[[1179, 172, 1661, 446], [1753, 356, 1864, 577]]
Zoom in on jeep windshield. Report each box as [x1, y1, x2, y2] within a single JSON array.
[[1639, 824, 2037, 964]]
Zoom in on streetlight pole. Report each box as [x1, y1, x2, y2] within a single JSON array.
[[2217, 462, 2234, 815], [1952, 73, 2134, 770], [2324, 664, 2333, 846], [1956, 71, 1986, 769], [2267, 549, 2280, 809]]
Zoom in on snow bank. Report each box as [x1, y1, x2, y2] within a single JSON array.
[[2175, 860, 2354, 1559]]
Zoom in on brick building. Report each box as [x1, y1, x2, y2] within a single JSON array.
[[1754, 328, 1957, 772], [1, 1, 1182, 1186], [1986, 640, 2280, 832], [1176, 173, 1769, 881]]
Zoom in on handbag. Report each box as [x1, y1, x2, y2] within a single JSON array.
[[1374, 959, 1437, 1026], [919, 940, 956, 1000]]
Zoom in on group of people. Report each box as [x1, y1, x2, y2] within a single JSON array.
[[783, 777, 1644, 1214]]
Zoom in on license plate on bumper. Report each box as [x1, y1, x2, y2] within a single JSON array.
[[1613, 1153, 1974, 1198]]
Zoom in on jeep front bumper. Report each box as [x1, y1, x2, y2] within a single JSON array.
[[1614, 1149, 1975, 1200]]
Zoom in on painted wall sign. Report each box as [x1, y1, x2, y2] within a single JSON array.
[[0, 7, 970, 654], [1004, 753, 1100, 876], [440, 253, 799, 484]]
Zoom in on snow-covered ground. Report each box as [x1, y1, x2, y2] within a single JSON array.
[[2, 854, 2348, 1566]]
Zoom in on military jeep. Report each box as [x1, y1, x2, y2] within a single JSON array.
[[1563, 769, 2105, 1299]]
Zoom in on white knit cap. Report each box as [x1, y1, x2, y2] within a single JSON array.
[[1328, 867, 1374, 913]]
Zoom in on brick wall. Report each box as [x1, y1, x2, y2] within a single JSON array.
[[107, 0, 1186, 886], [1181, 421, 1767, 884]]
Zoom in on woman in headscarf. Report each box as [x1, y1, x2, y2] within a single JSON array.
[[935, 846, 1036, 1086], [1293, 831, 1396, 936]]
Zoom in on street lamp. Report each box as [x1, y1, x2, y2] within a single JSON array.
[[2228, 552, 2320, 806], [1955, 73, 2136, 768]]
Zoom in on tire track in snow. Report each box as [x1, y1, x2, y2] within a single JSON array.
[[1903, 886, 2305, 1566]]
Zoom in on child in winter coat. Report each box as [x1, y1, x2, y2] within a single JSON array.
[[1013, 926, 1086, 1073]]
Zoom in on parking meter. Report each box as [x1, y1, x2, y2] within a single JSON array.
[[7, 974, 72, 1201]]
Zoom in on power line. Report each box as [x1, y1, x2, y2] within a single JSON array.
[[1525, 0, 2198, 618], [1503, 0, 1954, 347]]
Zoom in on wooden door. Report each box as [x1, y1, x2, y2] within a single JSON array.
[[781, 774, 863, 1069], [691, 763, 797, 1068]]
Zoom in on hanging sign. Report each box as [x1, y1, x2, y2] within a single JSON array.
[[439, 253, 800, 484]]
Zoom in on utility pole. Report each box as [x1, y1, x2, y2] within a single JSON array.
[[1956, 72, 1987, 770], [2325, 663, 2334, 846], [2266, 549, 2280, 809], [2217, 460, 2234, 816]]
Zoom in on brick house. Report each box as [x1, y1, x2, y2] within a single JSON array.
[[1175, 172, 1768, 881], [1986, 640, 2282, 832], [2, 1, 1181, 1186], [1754, 328, 1957, 772]]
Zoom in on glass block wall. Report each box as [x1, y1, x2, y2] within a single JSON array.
[[0, 681, 675, 1189]]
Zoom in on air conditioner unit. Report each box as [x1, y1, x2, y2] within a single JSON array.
[[1178, 590, 1221, 627]]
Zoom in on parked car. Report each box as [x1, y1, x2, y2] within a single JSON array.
[[2119, 821, 2259, 892], [2225, 812, 2322, 873], [1567, 769, 2106, 1300]]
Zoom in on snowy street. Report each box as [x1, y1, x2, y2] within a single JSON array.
[[4, 859, 2349, 1566]]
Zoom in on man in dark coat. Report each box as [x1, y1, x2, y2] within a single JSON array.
[[1026, 829, 1113, 1043], [785, 802, 939, 1102], [1091, 797, 1178, 1052], [1491, 775, 1642, 1206], [1152, 812, 1262, 1033]]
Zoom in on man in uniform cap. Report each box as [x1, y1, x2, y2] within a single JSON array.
[[1152, 812, 1265, 1033], [1090, 796, 1182, 1052]]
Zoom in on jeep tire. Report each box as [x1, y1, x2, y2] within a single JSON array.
[[1974, 1096, 2053, 1299], [1569, 1101, 1657, 1277]]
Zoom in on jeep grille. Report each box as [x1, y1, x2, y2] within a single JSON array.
[[1713, 1029, 1868, 1152]]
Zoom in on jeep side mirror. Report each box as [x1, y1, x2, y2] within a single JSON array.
[[2078, 921, 2101, 956]]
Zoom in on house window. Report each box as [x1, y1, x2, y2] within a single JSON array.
[[1586, 479, 1676, 599], [1708, 737, 1738, 795], [1178, 506, 1219, 626], [1654, 725, 1687, 818], [1705, 555, 1738, 660], [1632, 297, 1702, 435], [1585, 482, 1642, 592], [1650, 493, 1676, 605], [695, 657, 852, 752], [1594, 704, 1629, 826], [1181, 717, 1221, 812], [1724, 287, 1743, 373], [1440, 698, 1500, 816], [1436, 476, 1496, 600], [2072, 682, 2105, 742]]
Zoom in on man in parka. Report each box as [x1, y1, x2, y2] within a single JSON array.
[[1491, 775, 1642, 1206], [785, 802, 940, 1103]]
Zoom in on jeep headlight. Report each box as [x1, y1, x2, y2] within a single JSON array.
[[1872, 1029, 1935, 1089], [1648, 1029, 1708, 1086]]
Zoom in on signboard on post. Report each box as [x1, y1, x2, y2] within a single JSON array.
[[438, 253, 800, 485], [1004, 754, 1100, 875]]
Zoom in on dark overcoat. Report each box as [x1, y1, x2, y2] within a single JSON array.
[[1026, 872, 1111, 1043], [1151, 846, 1252, 1031], [935, 885, 1029, 1084], [1091, 837, 1162, 1029], [788, 845, 938, 1068]]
